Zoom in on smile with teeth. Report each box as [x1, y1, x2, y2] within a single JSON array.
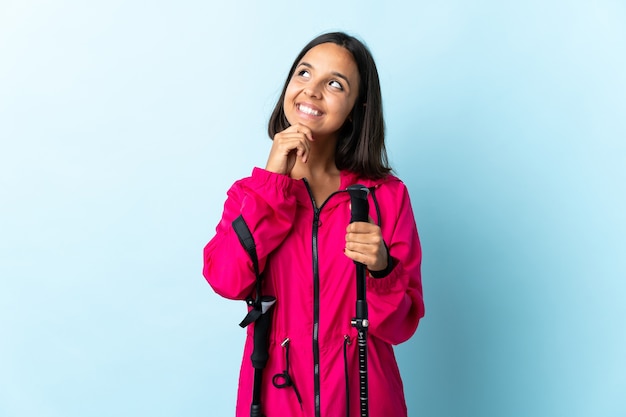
[[297, 104, 323, 117]]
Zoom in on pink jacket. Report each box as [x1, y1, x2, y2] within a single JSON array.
[[203, 167, 424, 417]]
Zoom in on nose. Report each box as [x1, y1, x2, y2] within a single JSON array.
[[304, 81, 322, 98]]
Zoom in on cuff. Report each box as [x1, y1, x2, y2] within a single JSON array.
[[251, 167, 295, 197], [368, 243, 395, 279]]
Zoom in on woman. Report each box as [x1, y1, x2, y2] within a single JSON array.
[[203, 31, 424, 417]]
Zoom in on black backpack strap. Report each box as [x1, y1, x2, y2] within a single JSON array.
[[368, 187, 395, 278], [232, 215, 264, 328], [369, 186, 382, 228], [233, 215, 260, 277]]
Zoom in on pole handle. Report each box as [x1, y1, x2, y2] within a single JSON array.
[[250, 296, 276, 369], [347, 184, 369, 224]]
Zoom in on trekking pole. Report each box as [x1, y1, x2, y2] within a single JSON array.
[[249, 296, 276, 417], [347, 184, 370, 417], [232, 215, 276, 417]]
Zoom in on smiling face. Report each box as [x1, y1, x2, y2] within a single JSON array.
[[283, 42, 360, 140]]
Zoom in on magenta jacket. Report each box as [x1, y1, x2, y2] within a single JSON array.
[[203, 167, 424, 417]]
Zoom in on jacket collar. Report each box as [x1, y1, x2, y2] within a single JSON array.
[[292, 170, 398, 210]]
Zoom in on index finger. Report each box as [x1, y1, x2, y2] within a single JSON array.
[[291, 123, 314, 141], [346, 217, 376, 232]]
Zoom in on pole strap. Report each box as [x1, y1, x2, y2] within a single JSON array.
[[232, 214, 264, 328]]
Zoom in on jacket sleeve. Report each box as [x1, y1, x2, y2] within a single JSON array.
[[203, 168, 297, 300], [366, 181, 424, 345]]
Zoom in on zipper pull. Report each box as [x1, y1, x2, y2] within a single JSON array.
[[313, 209, 320, 226]]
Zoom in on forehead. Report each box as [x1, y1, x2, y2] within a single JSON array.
[[299, 43, 359, 82]]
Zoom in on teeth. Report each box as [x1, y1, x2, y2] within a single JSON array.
[[299, 104, 321, 116]]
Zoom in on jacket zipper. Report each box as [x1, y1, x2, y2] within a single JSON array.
[[303, 179, 345, 417], [312, 207, 321, 417]]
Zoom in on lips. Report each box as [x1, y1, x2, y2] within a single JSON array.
[[297, 103, 323, 117]]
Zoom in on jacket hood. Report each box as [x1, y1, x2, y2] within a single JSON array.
[[338, 170, 401, 191]]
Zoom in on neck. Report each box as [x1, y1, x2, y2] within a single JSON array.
[[291, 136, 340, 180]]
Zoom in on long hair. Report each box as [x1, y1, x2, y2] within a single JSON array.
[[268, 32, 391, 179]]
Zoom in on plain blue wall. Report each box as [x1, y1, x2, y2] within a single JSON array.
[[1, 1, 624, 416]]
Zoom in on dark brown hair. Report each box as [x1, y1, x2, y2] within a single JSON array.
[[268, 32, 391, 179]]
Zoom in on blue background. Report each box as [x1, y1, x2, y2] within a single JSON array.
[[1, 1, 624, 416]]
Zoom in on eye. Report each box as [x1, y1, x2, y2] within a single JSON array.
[[297, 69, 311, 78], [329, 80, 344, 90]]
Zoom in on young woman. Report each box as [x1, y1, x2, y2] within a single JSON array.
[[203, 31, 424, 417]]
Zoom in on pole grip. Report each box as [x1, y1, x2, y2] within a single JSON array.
[[347, 184, 369, 224], [250, 296, 276, 369]]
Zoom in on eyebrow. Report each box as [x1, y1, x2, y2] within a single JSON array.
[[297, 62, 352, 89]]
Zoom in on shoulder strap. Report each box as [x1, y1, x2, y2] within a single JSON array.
[[370, 187, 382, 227], [232, 215, 259, 277]]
